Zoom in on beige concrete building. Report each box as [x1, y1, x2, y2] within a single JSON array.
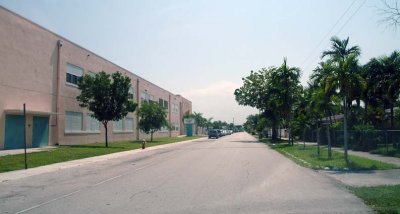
[[0, 6, 192, 150]]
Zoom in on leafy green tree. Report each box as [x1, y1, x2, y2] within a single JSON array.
[[235, 68, 282, 141], [77, 71, 137, 147], [321, 36, 363, 164], [138, 102, 168, 141]]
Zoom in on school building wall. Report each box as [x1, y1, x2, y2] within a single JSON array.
[[0, 6, 192, 149]]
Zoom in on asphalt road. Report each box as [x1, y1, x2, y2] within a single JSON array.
[[0, 132, 371, 214]]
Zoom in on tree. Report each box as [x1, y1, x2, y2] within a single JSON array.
[[77, 71, 137, 148], [375, 51, 400, 129], [193, 112, 204, 135], [138, 102, 168, 141], [273, 58, 302, 145], [235, 68, 282, 141], [377, 0, 400, 30], [321, 36, 362, 164]]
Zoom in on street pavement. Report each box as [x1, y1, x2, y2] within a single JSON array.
[[0, 132, 371, 213]]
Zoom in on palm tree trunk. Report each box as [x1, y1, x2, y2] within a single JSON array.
[[390, 106, 394, 129], [364, 102, 368, 124], [326, 126, 332, 159], [343, 96, 349, 165], [327, 114, 333, 159], [303, 127, 306, 149], [317, 125, 320, 157]]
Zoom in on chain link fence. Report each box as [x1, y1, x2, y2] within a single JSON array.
[[299, 128, 400, 157]]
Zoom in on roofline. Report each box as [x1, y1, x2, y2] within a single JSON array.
[[0, 5, 186, 99]]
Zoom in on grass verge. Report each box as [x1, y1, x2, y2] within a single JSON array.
[[350, 185, 400, 214], [261, 139, 398, 171], [0, 136, 201, 173]]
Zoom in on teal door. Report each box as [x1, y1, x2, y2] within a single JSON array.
[[4, 115, 25, 150], [32, 116, 49, 148], [186, 124, 193, 137]]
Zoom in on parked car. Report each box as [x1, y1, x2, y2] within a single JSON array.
[[216, 129, 223, 137], [208, 129, 219, 139]]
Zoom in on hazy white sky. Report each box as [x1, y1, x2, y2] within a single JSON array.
[[1, 0, 398, 124]]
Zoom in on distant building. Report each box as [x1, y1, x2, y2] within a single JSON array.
[[0, 7, 192, 150]]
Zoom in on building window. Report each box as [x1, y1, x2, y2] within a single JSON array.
[[125, 117, 133, 131], [66, 63, 83, 86], [172, 123, 179, 131], [86, 113, 100, 132], [128, 87, 134, 100], [65, 111, 82, 132], [159, 98, 169, 110], [173, 103, 179, 113], [160, 126, 169, 132], [113, 119, 123, 132]]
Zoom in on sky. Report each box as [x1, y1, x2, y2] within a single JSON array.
[[0, 0, 398, 124]]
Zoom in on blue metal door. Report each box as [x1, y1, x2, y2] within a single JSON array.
[[4, 115, 25, 150], [186, 124, 193, 137], [32, 116, 49, 148]]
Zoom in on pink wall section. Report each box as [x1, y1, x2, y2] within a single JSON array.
[[0, 7, 192, 149]]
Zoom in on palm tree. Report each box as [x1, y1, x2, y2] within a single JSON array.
[[192, 112, 203, 135], [321, 36, 362, 164], [274, 58, 301, 145], [378, 51, 400, 129]]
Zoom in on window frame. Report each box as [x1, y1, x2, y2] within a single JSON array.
[[65, 111, 83, 133], [66, 63, 83, 86]]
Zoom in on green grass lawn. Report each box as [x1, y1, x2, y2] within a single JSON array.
[[350, 185, 400, 214], [0, 136, 201, 173], [261, 139, 398, 170]]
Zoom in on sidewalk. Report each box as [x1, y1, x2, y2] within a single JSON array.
[[0, 146, 57, 157], [293, 141, 400, 186], [0, 137, 205, 183], [294, 141, 400, 166], [331, 148, 400, 166]]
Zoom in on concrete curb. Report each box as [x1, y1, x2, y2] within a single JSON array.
[[0, 137, 206, 182]]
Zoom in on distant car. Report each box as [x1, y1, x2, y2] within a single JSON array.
[[208, 129, 219, 139], [216, 129, 223, 137]]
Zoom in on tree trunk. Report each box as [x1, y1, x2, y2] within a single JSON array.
[[103, 121, 108, 148], [326, 126, 332, 159], [343, 97, 349, 165], [390, 106, 394, 129], [272, 119, 278, 142], [302, 127, 306, 149], [151, 131, 154, 142], [317, 125, 320, 157], [364, 102, 368, 124], [328, 114, 333, 159]]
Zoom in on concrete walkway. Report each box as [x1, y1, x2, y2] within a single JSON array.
[[0, 146, 57, 157], [320, 169, 400, 187], [293, 141, 400, 187], [294, 141, 400, 166], [332, 147, 400, 166]]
